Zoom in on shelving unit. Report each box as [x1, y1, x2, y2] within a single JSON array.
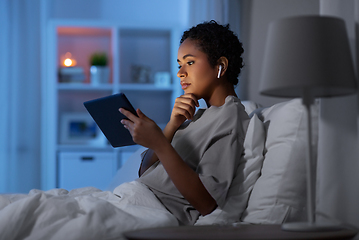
[[41, 20, 181, 190]]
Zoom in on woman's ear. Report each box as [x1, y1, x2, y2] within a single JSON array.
[[217, 57, 228, 78]]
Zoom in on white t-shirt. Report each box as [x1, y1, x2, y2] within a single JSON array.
[[138, 96, 250, 225]]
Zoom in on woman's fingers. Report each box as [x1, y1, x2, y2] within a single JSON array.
[[136, 108, 150, 120], [119, 108, 137, 122], [120, 108, 164, 149], [173, 104, 193, 120], [119, 108, 137, 136], [167, 93, 199, 130], [174, 94, 199, 120], [177, 93, 199, 108]]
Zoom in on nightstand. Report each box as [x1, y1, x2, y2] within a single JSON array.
[[124, 224, 357, 240]]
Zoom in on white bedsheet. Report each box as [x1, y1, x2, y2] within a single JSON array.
[[0, 181, 179, 240]]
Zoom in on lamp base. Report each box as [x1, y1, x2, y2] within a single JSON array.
[[282, 222, 344, 232]]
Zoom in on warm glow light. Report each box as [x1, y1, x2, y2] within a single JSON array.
[[62, 52, 77, 67], [64, 58, 73, 67]]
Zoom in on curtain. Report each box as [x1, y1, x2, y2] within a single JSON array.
[[187, 0, 242, 107], [0, 0, 42, 193], [317, 0, 359, 230], [188, 0, 228, 27], [187, 0, 241, 42], [0, 0, 10, 193]]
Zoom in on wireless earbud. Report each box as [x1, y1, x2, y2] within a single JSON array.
[[217, 65, 222, 79]]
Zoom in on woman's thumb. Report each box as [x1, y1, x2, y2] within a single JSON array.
[[136, 108, 147, 119]]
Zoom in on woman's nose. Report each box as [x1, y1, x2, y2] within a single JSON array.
[[177, 67, 187, 78]]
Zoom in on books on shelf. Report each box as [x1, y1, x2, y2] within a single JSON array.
[[59, 67, 85, 83]]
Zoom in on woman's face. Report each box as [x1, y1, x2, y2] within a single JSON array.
[[177, 39, 218, 100]]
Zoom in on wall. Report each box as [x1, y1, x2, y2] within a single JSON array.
[[317, 0, 359, 228], [239, 0, 320, 107], [49, 0, 189, 29]]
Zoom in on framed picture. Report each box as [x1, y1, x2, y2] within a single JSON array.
[[60, 113, 106, 146]]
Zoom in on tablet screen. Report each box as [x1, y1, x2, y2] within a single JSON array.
[[84, 93, 137, 148]]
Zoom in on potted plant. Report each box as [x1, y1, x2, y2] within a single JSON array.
[[89, 52, 110, 85]]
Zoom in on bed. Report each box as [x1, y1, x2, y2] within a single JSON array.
[[0, 99, 324, 240]]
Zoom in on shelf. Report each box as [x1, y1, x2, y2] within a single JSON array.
[[57, 83, 174, 91], [57, 83, 113, 91], [120, 83, 173, 91], [57, 27, 112, 37], [42, 20, 179, 190], [119, 28, 171, 85], [57, 144, 141, 152], [57, 26, 113, 85], [57, 144, 113, 151]]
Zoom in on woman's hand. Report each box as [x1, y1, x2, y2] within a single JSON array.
[[120, 108, 166, 151], [168, 93, 199, 130]]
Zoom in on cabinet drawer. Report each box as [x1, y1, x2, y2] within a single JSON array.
[[58, 151, 115, 191]]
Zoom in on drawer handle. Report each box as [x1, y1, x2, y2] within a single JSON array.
[[81, 156, 94, 161]]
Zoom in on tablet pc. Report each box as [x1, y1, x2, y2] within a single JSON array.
[[83, 93, 138, 148]]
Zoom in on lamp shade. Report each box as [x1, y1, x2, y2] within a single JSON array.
[[260, 15, 357, 98]]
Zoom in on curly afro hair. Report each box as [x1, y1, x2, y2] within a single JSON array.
[[180, 20, 244, 85]]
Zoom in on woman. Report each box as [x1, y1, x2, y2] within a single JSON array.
[[120, 20, 249, 225]]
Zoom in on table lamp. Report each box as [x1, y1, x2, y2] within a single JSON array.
[[259, 15, 357, 231]]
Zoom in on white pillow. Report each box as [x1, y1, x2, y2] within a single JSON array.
[[196, 113, 265, 225], [106, 147, 146, 192], [241, 100, 261, 115], [241, 99, 318, 224]]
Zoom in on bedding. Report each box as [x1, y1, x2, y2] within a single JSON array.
[[0, 181, 178, 240]]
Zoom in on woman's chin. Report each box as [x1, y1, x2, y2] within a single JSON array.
[[183, 89, 193, 95]]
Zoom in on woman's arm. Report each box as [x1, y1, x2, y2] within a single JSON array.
[[138, 124, 179, 176], [121, 109, 217, 215], [138, 94, 199, 176], [120, 95, 217, 216], [152, 134, 217, 216]]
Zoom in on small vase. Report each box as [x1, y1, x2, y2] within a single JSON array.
[[90, 66, 110, 85]]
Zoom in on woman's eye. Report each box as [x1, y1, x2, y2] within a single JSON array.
[[177, 61, 194, 69]]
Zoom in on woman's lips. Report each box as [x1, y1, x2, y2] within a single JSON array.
[[181, 82, 190, 90]]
